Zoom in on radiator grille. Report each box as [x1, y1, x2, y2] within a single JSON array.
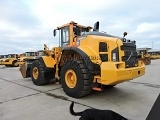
[[121, 43, 138, 68]]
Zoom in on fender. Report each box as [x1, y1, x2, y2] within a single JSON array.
[[60, 47, 100, 74], [26, 56, 56, 72]]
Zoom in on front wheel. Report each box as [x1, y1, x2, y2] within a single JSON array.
[[5, 65, 10, 67], [60, 60, 93, 98], [31, 60, 50, 85], [12, 61, 19, 67]]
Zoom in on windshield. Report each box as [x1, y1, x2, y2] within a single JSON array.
[[139, 50, 147, 55], [38, 51, 46, 56], [8, 55, 15, 58], [25, 52, 35, 56], [1, 55, 8, 58], [61, 26, 70, 49], [81, 27, 90, 35], [4, 55, 8, 58]]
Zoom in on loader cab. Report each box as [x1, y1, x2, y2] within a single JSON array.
[[53, 21, 92, 49], [136, 48, 151, 58], [37, 50, 48, 56], [3, 55, 8, 58], [0, 55, 8, 60], [8, 54, 16, 58], [24, 52, 36, 57]]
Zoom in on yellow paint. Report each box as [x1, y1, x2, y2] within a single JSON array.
[[78, 35, 120, 63], [95, 61, 145, 85], [32, 67, 39, 80], [65, 69, 77, 88], [77, 34, 145, 85], [42, 56, 56, 68]]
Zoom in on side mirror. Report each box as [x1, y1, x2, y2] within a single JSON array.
[[53, 29, 57, 36], [93, 21, 99, 32]]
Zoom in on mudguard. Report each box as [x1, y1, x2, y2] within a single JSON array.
[[61, 47, 100, 74]]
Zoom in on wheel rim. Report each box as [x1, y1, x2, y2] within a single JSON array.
[[13, 62, 17, 66], [32, 67, 38, 80], [65, 69, 77, 88]]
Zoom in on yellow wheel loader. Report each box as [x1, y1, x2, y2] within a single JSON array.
[[137, 48, 151, 65], [0, 55, 8, 65], [150, 54, 159, 60], [20, 21, 145, 98], [17, 52, 37, 66], [148, 50, 160, 60], [0, 54, 19, 67]]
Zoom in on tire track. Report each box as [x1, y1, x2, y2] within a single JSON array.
[[0, 77, 95, 109], [0, 78, 69, 104]]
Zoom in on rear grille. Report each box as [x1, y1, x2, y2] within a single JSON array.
[[121, 43, 138, 68]]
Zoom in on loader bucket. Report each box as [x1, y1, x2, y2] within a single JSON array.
[[138, 58, 151, 65], [19, 63, 28, 78]]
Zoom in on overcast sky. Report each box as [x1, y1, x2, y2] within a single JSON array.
[[0, 0, 160, 55]]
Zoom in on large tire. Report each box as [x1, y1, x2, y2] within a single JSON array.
[[12, 60, 19, 67], [60, 60, 93, 98], [5, 65, 10, 67], [31, 60, 50, 86]]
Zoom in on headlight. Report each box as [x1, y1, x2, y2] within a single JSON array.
[[113, 53, 117, 61], [122, 38, 126, 42]]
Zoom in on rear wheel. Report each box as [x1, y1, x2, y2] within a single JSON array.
[[31, 60, 50, 85], [60, 60, 93, 98]]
